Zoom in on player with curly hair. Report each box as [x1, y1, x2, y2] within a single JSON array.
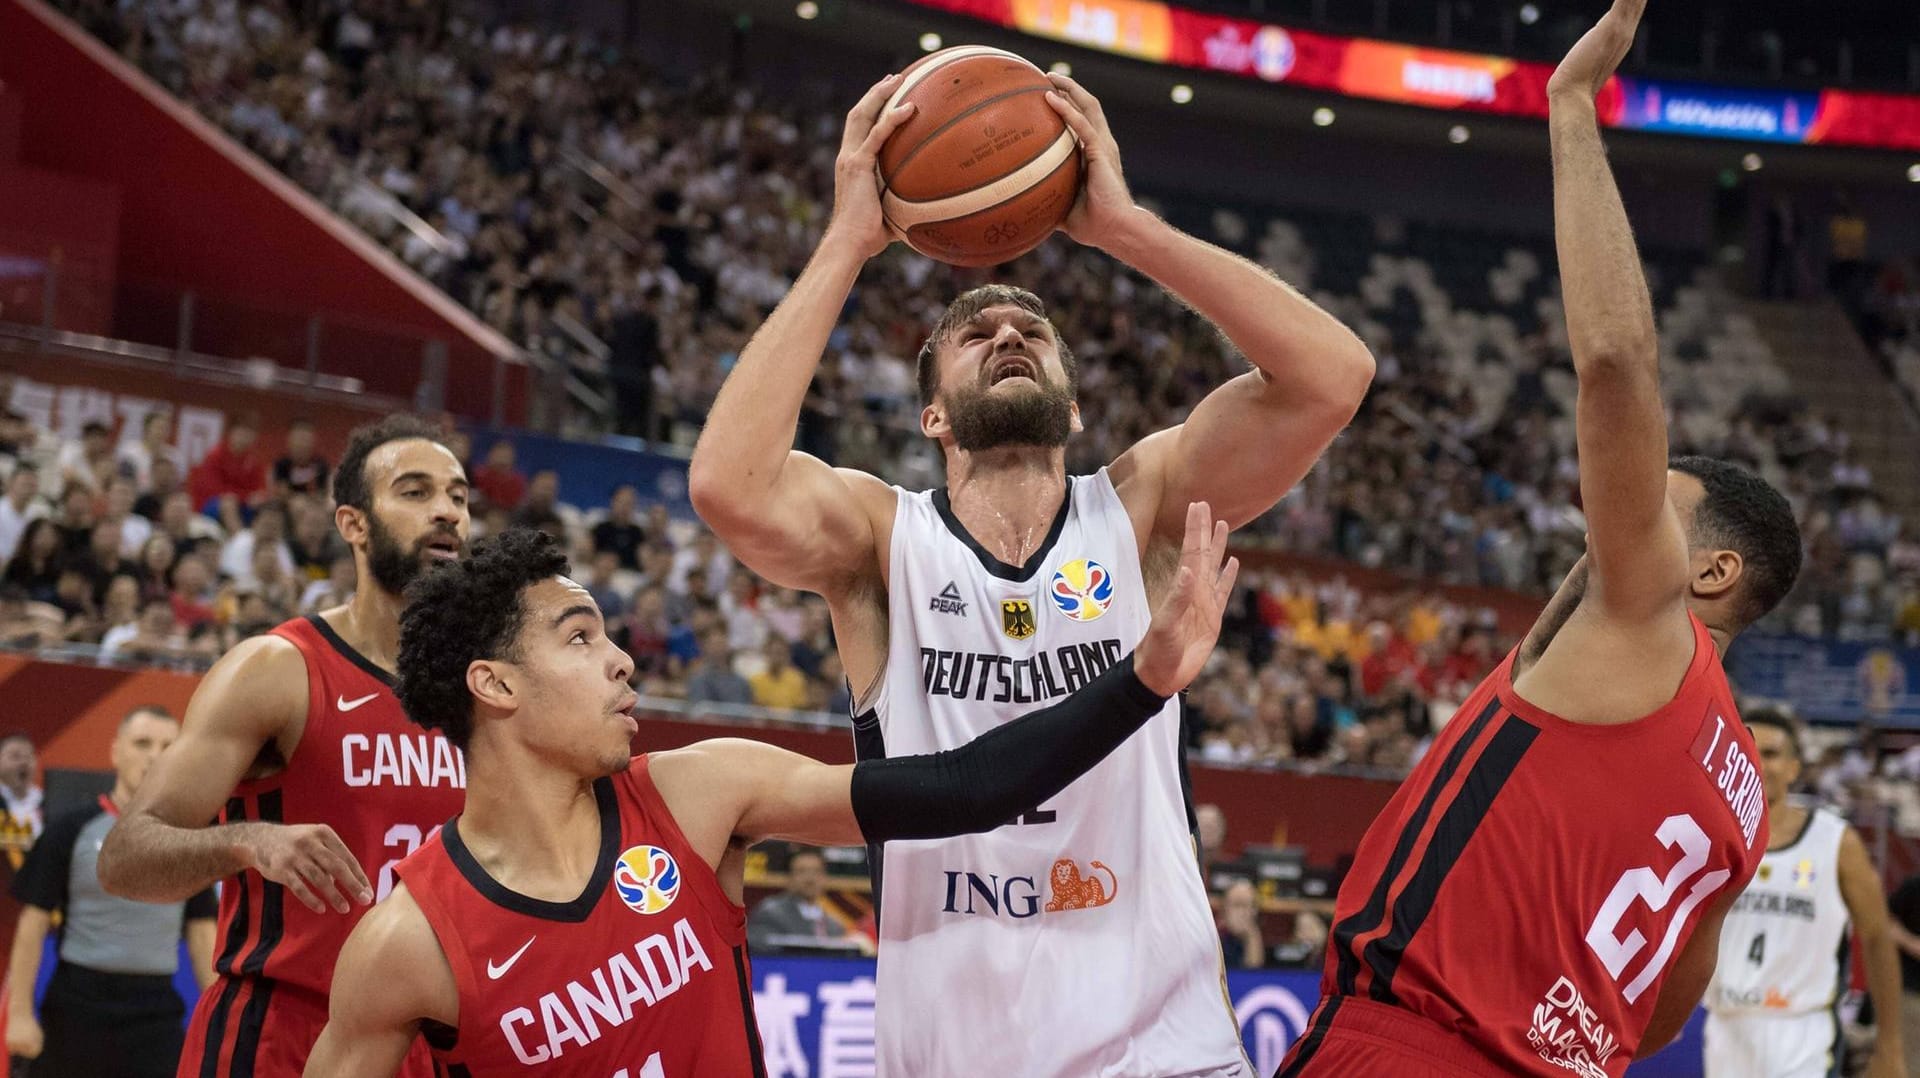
[[305, 507, 1237, 1077]]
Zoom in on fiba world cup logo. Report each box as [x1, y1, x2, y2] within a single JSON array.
[[613, 845, 681, 914], [1050, 558, 1115, 623]]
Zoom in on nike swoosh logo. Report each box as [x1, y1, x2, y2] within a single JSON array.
[[487, 937, 536, 979], [337, 693, 379, 712]]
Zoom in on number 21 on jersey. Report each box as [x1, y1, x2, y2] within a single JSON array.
[[1583, 813, 1731, 1004]]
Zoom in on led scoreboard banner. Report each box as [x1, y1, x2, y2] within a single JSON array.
[[900, 0, 1920, 152]]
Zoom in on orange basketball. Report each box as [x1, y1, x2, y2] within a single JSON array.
[[877, 46, 1083, 268]]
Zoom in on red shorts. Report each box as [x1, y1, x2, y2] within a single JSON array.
[[177, 976, 437, 1078], [1278, 996, 1515, 1078]]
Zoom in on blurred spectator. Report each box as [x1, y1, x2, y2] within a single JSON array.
[[219, 504, 294, 583], [168, 555, 218, 630], [1196, 803, 1228, 877], [1218, 879, 1266, 969], [582, 551, 630, 634], [300, 554, 357, 613], [271, 418, 330, 499], [156, 492, 222, 559], [1828, 194, 1869, 315], [0, 467, 47, 563], [685, 627, 751, 707], [78, 523, 134, 605], [101, 477, 153, 559], [0, 735, 41, 841], [747, 848, 866, 954], [470, 440, 526, 511], [116, 411, 180, 494], [52, 484, 96, 559], [56, 421, 117, 496], [749, 637, 809, 711], [592, 485, 647, 570], [186, 416, 267, 522], [130, 456, 182, 522], [2, 519, 64, 605], [4, 706, 214, 1076], [1888, 872, 1920, 1075], [512, 470, 574, 536], [286, 498, 342, 580], [109, 601, 192, 666]]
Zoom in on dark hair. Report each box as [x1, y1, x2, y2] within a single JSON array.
[[915, 284, 1079, 406], [1669, 456, 1802, 630], [396, 529, 569, 751], [1742, 707, 1800, 760], [81, 421, 110, 438], [331, 415, 448, 512]]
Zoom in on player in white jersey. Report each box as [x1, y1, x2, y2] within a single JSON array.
[[689, 70, 1374, 1078], [1706, 710, 1907, 1077]]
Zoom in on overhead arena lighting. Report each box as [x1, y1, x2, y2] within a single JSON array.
[[1313, 107, 1335, 127], [1171, 84, 1194, 104]]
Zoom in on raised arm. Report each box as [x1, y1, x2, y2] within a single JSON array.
[[687, 75, 915, 594], [1044, 74, 1374, 539], [657, 502, 1238, 850], [1838, 826, 1908, 1076], [1547, 0, 1690, 622], [97, 635, 372, 912], [303, 885, 455, 1078]]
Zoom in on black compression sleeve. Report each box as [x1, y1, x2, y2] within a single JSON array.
[[848, 653, 1169, 842]]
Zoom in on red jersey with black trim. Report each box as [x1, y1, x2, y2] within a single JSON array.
[[395, 755, 760, 1078], [209, 615, 469, 995], [1290, 613, 1766, 1078]]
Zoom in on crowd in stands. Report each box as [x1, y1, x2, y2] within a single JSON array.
[[16, 0, 1920, 788]]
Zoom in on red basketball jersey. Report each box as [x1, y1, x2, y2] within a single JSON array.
[[396, 756, 760, 1077], [210, 615, 469, 995], [1295, 613, 1766, 1077]]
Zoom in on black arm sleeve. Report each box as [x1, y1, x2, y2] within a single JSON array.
[[849, 653, 1168, 842]]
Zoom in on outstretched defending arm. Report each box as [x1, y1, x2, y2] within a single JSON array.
[[1546, 0, 1690, 623], [687, 75, 914, 594], [1042, 74, 1373, 539], [660, 502, 1237, 848]]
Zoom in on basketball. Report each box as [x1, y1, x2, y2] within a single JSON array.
[[877, 45, 1083, 268]]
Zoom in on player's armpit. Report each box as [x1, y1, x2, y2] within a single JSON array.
[[97, 634, 308, 901], [303, 884, 454, 1078], [653, 740, 864, 859], [1638, 888, 1736, 1057]]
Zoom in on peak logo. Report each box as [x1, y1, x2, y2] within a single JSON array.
[[929, 581, 968, 616], [613, 845, 681, 914]]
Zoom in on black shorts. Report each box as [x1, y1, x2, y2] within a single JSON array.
[[32, 960, 185, 1078]]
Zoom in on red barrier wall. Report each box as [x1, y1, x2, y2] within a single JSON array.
[[0, 164, 121, 333], [0, 0, 529, 423], [7, 656, 1399, 869]]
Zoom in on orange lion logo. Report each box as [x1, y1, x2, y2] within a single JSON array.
[[1044, 858, 1118, 912]]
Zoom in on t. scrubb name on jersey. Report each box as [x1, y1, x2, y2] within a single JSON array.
[[1692, 711, 1763, 847], [499, 917, 713, 1066], [918, 639, 1124, 704], [340, 733, 467, 788]]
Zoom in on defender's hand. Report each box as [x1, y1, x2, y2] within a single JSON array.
[[1134, 502, 1239, 696], [824, 74, 917, 259], [1548, 0, 1646, 104], [1043, 72, 1142, 250], [244, 823, 374, 914]]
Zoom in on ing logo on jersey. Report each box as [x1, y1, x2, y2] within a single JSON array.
[[613, 845, 681, 914], [1001, 598, 1037, 639], [1049, 558, 1114, 623]]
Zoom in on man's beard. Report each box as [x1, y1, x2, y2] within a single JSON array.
[[365, 512, 447, 595], [944, 376, 1073, 452]]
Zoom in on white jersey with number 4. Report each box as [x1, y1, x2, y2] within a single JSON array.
[[1708, 801, 1851, 1016], [854, 469, 1247, 1077]]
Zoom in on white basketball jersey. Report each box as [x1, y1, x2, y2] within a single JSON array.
[[856, 470, 1247, 1077], [1708, 802, 1851, 1016]]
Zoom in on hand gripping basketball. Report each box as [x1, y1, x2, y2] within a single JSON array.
[[1133, 502, 1240, 697], [1042, 72, 1140, 251], [825, 73, 918, 259], [244, 822, 374, 914], [1547, 0, 1647, 103]]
